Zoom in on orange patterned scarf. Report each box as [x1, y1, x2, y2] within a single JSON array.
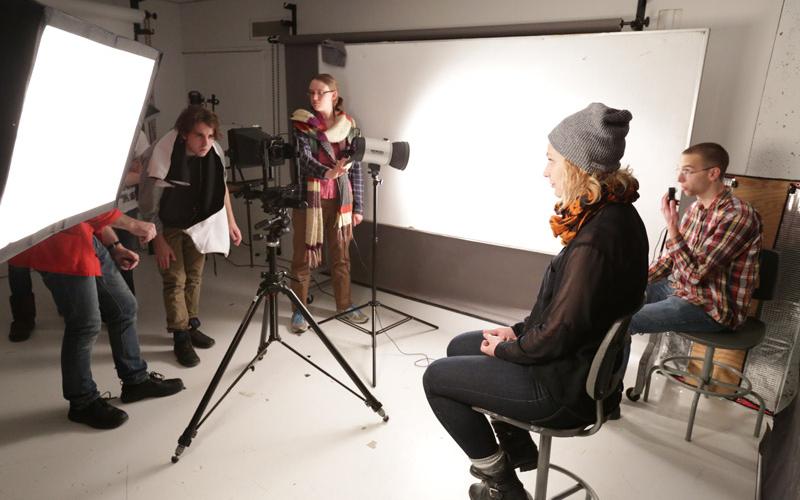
[[550, 183, 639, 245]]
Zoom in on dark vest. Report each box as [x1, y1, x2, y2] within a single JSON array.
[[159, 135, 225, 229]]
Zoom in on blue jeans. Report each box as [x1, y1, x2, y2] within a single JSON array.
[[623, 279, 727, 373], [40, 237, 148, 409], [423, 331, 560, 459], [630, 280, 727, 334]]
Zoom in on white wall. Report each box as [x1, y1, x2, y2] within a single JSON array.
[[58, 1, 789, 179], [172, 1, 791, 177], [146, 0, 188, 138], [749, 0, 800, 180], [289, 0, 785, 177]]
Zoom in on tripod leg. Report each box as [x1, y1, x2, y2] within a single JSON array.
[[172, 291, 266, 463], [259, 289, 280, 353], [283, 285, 388, 421]]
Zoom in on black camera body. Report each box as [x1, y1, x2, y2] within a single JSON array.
[[267, 139, 294, 167], [228, 126, 294, 168], [227, 126, 305, 244]]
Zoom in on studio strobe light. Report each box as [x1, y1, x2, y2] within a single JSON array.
[[322, 134, 438, 387], [350, 136, 410, 170]]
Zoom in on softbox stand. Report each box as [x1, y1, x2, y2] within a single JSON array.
[[320, 164, 438, 388], [171, 221, 388, 463]]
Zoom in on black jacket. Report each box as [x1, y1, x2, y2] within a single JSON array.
[[495, 202, 648, 424], [159, 135, 226, 230]]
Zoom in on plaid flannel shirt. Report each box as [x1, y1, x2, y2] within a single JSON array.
[[649, 188, 762, 329], [295, 134, 364, 215]]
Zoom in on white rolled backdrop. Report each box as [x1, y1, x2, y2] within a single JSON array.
[[320, 29, 708, 255]]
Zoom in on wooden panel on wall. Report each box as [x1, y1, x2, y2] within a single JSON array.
[[693, 174, 796, 391], [728, 174, 793, 249]]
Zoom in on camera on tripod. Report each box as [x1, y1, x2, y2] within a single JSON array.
[[227, 126, 306, 246]]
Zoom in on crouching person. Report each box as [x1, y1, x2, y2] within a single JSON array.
[[11, 210, 184, 429]]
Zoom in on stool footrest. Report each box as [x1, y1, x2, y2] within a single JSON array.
[[659, 355, 752, 398], [548, 463, 599, 500]]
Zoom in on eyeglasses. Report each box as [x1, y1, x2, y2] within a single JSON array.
[[307, 90, 335, 97], [676, 166, 717, 177]]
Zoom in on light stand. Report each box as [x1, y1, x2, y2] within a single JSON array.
[[320, 163, 438, 388], [171, 209, 388, 463]]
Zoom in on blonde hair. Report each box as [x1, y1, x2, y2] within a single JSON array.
[[559, 160, 639, 206]]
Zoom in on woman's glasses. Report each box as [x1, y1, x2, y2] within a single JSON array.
[[307, 90, 335, 97]]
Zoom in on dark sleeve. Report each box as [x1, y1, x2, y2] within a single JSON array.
[[349, 160, 364, 214], [296, 134, 330, 179], [495, 243, 607, 364]]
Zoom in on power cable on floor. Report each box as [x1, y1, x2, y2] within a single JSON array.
[[375, 307, 437, 368]]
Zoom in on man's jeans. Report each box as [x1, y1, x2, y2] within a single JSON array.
[[631, 279, 727, 334], [623, 279, 727, 375], [40, 237, 148, 409]]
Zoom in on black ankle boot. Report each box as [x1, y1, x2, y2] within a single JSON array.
[[188, 318, 215, 349], [173, 332, 200, 367], [491, 420, 538, 471], [9, 294, 36, 342], [469, 455, 532, 500]]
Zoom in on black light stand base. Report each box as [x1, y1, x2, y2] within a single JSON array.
[[321, 300, 439, 388], [319, 163, 438, 387]]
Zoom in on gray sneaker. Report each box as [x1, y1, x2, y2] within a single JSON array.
[[290, 311, 309, 333], [339, 306, 369, 324]]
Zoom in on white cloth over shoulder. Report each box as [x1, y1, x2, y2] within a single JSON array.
[[147, 129, 230, 256]]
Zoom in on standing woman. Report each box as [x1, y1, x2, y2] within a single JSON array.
[[289, 73, 368, 332], [423, 103, 648, 499]]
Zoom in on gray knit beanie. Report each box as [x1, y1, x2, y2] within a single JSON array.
[[547, 103, 632, 174]]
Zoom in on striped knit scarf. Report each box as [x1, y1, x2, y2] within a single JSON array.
[[550, 182, 639, 245], [291, 109, 355, 268]]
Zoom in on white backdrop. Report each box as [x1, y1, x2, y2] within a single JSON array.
[[320, 29, 708, 255]]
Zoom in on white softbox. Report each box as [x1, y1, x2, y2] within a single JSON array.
[[0, 0, 159, 262]]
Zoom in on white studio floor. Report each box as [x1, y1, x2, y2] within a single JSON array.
[[0, 248, 764, 500]]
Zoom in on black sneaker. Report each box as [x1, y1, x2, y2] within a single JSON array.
[[68, 397, 129, 429], [120, 372, 185, 403], [174, 334, 200, 367]]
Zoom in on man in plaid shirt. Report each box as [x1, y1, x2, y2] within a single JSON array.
[[630, 142, 762, 336]]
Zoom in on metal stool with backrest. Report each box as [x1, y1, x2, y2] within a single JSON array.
[[474, 315, 633, 500], [641, 248, 779, 441]]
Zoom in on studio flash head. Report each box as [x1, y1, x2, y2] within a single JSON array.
[[350, 136, 410, 171]]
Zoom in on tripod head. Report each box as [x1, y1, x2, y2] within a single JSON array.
[[254, 207, 292, 247], [236, 183, 306, 246]]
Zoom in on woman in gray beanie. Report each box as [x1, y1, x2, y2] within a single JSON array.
[[423, 103, 649, 499]]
